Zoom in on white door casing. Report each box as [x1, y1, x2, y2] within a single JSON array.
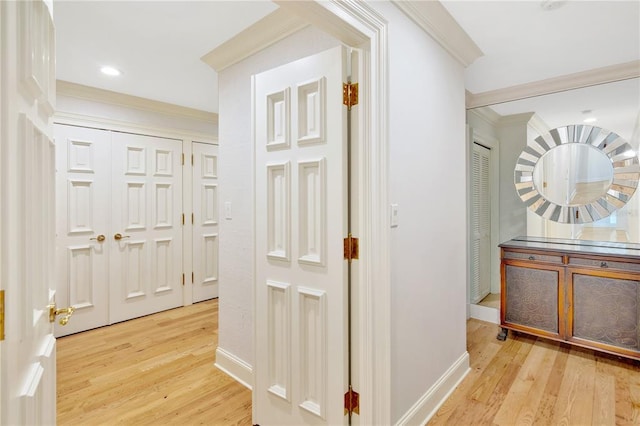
[[1, 0, 57, 424], [192, 141, 219, 303], [54, 124, 111, 337], [254, 46, 349, 424], [110, 132, 184, 324], [470, 142, 491, 303]]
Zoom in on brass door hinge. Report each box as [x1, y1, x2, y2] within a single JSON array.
[[192, 213, 194, 224], [191, 154, 194, 165], [182, 274, 185, 286], [192, 272, 194, 284], [343, 82, 358, 111], [344, 386, 359, 416], [343, 234, 359, 261], [182, 153, 185, 165], [182, 213, 185, 225], [0, 290, 4, 341]]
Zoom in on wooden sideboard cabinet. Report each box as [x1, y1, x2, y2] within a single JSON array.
[[499, 236, 640, 361]]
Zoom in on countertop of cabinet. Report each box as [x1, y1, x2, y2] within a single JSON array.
[[500, 236, 640, 260]]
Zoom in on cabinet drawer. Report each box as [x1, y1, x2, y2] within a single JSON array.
[[568, 257, 640, 272], [504, 251, 563, 264]]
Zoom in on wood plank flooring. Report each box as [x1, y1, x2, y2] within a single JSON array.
[[428, 319, 640, 425], [57, 299, 252, 425], [59, 305, 640, 425]]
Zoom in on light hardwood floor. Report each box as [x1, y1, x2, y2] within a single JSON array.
[[59, 303, 640, 425], [429, 319, 640, 425], [57, 299, 252, 425]]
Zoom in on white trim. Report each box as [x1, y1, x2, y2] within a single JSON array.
[[391, 0, 483, 67], [467, 60, 640, 108], [201, 8, 309, 73], [394, 352, 470, 426], [468, 105, 500, 128], [54, 112, 217, 144], [215, 347, 253, 390], [528, 114, 551, 137], [57, 80, 217, 124], [469, 303, 499, 324]]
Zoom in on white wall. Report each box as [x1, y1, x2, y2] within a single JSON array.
[[216, 26, 341, 367], [496, 113, 531, 242], [369, 2, 469, 422]]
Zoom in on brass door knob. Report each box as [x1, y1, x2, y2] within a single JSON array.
[[48, 304, 75, 326], [90, 234, 106, 242], [114, 233, 130, 241]]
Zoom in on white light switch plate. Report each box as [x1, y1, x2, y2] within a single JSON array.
[[224, 201, 232, 220], [390, 204, 399, 227]]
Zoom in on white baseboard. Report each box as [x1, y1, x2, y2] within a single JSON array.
[[395, 352, 470, 426], [469, 303, 500, 324], [215, 347, 253, 390]]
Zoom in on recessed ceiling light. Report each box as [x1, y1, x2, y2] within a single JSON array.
[[583, 117, 597, 123], [540, 0, 567, 11], [100, 66, 122, 76]]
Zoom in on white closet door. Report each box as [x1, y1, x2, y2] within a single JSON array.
[[109, 132, 183, 323], [192, 141, 219, 303], [471, 142, 491, 303], [54, 124, 111, 337]]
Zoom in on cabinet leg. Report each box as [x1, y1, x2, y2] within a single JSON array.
[[496, 328, 508, 341]]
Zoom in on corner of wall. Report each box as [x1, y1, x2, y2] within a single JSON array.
[[393, 352, 470, 426], [215, 347, 253, 390]]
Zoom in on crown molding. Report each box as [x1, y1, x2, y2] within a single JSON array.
[[201, 7, 309, 72], [54, 111, 217, 143], [527, 113, 551, 137], [56, 80, 218, 124], [468, 106, 500, 127], [391, 0, 483, 67], [498, 112, 536, 128], [467, 60, 640, 109]]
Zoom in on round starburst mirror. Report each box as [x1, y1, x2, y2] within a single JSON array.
[[514, 125, 640, 224]]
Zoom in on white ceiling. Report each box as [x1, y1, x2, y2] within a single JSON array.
[[441, 0, 640, 94], [55, 0, 640, 129], [54, 1, 277, 113]]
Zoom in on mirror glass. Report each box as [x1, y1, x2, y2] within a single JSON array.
[[514, 124, 639, 224], [532, 143, 613, 207]]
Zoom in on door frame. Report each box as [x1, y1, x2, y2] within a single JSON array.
[[268, 2, 391, 423]]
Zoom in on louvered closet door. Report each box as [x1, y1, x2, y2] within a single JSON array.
[[109, 132, 183, 323], [192, 141, 219, 303], [471, 142, 491, 303]]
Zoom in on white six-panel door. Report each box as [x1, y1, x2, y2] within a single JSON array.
[[54, 125, 184, 335], [1, 1, 57, 423], [110, 132, 183, 323], [55, 125, 111, 336], [254, 46, 348, 425], [192, 141, 219, 303]]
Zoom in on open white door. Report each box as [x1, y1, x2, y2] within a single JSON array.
[[254, 45, 350, 425], [192, 141, 219, 303], [1, 1, 58, 424]]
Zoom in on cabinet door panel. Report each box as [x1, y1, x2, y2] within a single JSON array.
[[571, 273, 639, 351], [504, 264, 560, 334]]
